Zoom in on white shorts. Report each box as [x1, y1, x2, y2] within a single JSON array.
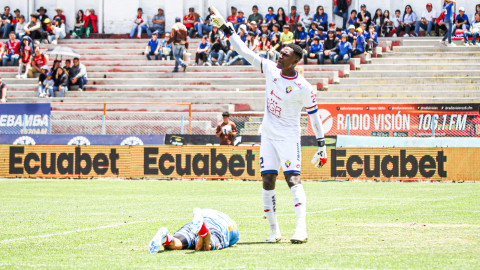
[[260, 136, 301, 176]]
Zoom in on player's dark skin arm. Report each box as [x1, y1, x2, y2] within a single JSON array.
[[263, 173, 301, 190]]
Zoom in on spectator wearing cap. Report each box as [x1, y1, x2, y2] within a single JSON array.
[[195, 35, 210, 65], [235, 9, 247, 32], [227, 6, 238, 24], [216, 112, 237, 146], [328, 22, 337, 33], [238, 24, 247, 42], [53, 8, 66, 24], [313, 5, 328, 31], [0, 75, 7, 103], [453, 7, 469, 34], [324, 29, 340, 63], [334, 34, 352, 64], [69, 58, 88, 90], [0, 6, 13, 38], [83, 9, 98, 38], [150, 8, 165, 34], [248, 5, 263, 28], [28, 46, 48, 78], [40, 18, 54, 43], [130, 8, 151, 39], [48, 17, 66, 44], [280, 24, 294, 45], [249, 23, 261, 37], [16, 45, 31, 79], [145, 31, 162, 60], [36, 6, 49, 31], [259, 24, 271, 41], [413, 4, 436, 37], [352, 27, 366, 57], [464, 13, 480, 46], [161, 33, 173, 60], [347, 25, 357, 43], [206, 34, 228, 66], [270, 23, 280, 40], [15, 15, 26, 39], [393, 5, 417, 37], [53, 67, 68, 97], [299, 4, 314, 29], [304, 36, 324, 65], [2, 31, 20, 66], [38, 70, 54, 98], [12, 8, 21, 29], [168, 17, 188, 72], [196, 8, 214, 38], [258, 34, 271, 58], [275, 8, 287, 29], [333, 0, 350, 29], [316, 26, 327, 42], [293, 21, 308, 49], [357, 4, 371, 29], [365, 25, 378, 53], [264, 7, 276, 30], [348, 10, 358, 28], [288, 6, 300, 32]]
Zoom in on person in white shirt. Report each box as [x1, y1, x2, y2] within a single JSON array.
[[393, 9, 401, 28], [414, 3, 437, 36], [129, 7, 151, 39], [209, 6, 328, 245], [299, 4, 313, 29], [15, 15, 26, 39], [48, 17, 66, 44], [464, 13, 480, 45]]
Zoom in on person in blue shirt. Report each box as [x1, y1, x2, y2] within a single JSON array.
[[315, 26, 327, 41], [149, 208, 240, 253], [161, 33, 173, 60], [336, 27, 346, 39], [195, 35, 210, 65], [293, 21, 308, 48], [144, 31, 161, 60], [234, 10, 247, 31], [304, 36, 324, 65], [441, 0, 456, 46], [351, 27, 366, 57], [309, 22, 319, 39], [334, 34, 353, 64], [269, 23, 280, 40], [264, 7, 276, 30], [452, 7, 469, 34], [313, 5, 328, 30], [347, 25, 357, 43], [348, 10, 358, 28], [365, 25, 378, 53]]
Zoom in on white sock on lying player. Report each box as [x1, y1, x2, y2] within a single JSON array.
[[262, 188, 281, 241], [290, 184, 307, 232]]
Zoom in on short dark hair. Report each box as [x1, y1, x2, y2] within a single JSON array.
[[395, 9, 401, 13], [222, 111, 230, 117], [9, 31, 15, 35], [285, 44, 303, 60], [73, 57, 79, 61], [65, 59, 71, 63], [19, 15, 24, 19]]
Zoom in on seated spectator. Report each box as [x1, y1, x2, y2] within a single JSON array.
[[53, 8, 66, 24], [0, 75, 6, 103], [195, 35, 210, 65], [371, 9, 384, 35], [280, 24, 294, 45], [249, 23, 260, 37], [48, 17, 66, 44], [1, 6, 13, 38], [225, 32, 257, 66], [266, 32, 282, 61], [383, 10, 394, 36], [304, 36, 324, 65], [348, 10, 358, 28], [209, 25, 222, 44], [357, 4, 372, 29], [64, 59, 71, 75], [196, 8, 214, 38], [238, 24, 247, 42], [313, 5, 328, 30], [453, 7, 469, 34], [351, 27, 366, 56], [464, 13, 480, 46], [36, 65, 49, 97], [248, 5, 263, 29], [328, 22, 336, 32], [12, 9, 20, 29], [264, 7, 276, 30], [435, 9, 455, 37], [69, 58, 88, 90], [16, 45, 31, 79], [334, 34, 352, 64], [37, 7, 49, 32], [24, 13, 41, 41], [53, 67, 68, 97], [19, 35, 33, 55], [72, 10, 85, 39], [2, 32, 20, 67], [316, 26, 327, 41], [393, 5, 417, 37], [84, 9, 98, 38], [308, 22, 319, 40], [28, 46, 48, 77], [235, 10, 247, 32], [299, 4, 313, 29], [333, 0, 349, 29], [161, 33, 173, 60], [288, 6, 300, 32], [269, 23, 280, 39], [40, 18, 54, 43], [414, 3, 436, 37], [15, 15, 26, 39], [227, 6, 238, 24], [336, 27, 346, 39], [393, 9, 401, 32], [223, 44, 238, 66], [130, 8, 151, 39], [183, 7, 196, 37], [38, 71, 53, 98], [293, 22, 308, 49], [259, 24, 271, 41], [258, 34, 271, 58], [206, 35, 228, 66], [323, 30, 339, 63], [150, 8, 165, 34], [275, 8, 287, 29], [365, 25, 378, 53], [347, 25, 357, 42], [50, 59, 61, 75], [474, 5, 480, 22], [145, 31, 161, 60]]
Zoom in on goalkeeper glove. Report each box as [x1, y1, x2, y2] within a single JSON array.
[[209, 6, 235, 37], [311, 139, 328, 168]]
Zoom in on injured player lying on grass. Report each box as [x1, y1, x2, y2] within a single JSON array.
[[148, 208, 239, 253]]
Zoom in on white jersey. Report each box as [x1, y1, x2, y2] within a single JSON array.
[[260, 59, 318, 141]]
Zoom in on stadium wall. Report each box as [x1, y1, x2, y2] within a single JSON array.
[[2, 0, 474, 35], [3, 145, 479, 181]]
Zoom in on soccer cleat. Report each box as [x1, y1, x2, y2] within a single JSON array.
[[148, 227, 169, 254], [265, 230, 282, 243], [191, 207, 204, 235], [290, 230, 308, 244]]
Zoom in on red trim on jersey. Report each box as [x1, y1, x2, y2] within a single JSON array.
[[261, 59, 263, 73], [305, 105, 317, 110], [280, 71, 298, 80]]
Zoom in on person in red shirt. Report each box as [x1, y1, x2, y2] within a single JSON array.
[[28, 46, 49, 78], [84, 9, 98, 38], [2, 31, 20, 66], [16, 45, 31, 79], [287, 6, 300, 32], [435, 11, 456, 36], [53, 8, 66, 24], [183, 7, 196, 31], [227, 6, 237, 23]]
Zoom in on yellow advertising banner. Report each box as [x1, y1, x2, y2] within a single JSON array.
[[1, 145, 479, 181]]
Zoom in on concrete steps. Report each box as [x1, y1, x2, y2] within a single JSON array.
[[327, 84, 480, 92], [350, 70, 480, 78], [339, 77, 480, 85], [387, 51, 480, 58], [371, 58, 480, 65], [392, 45, 480, 52], [361, 64, 480, 71]]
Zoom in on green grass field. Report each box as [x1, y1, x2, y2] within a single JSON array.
[[1, 179, 479, 269]]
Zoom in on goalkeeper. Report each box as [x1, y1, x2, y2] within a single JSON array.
[[209, 6, 328, 244]]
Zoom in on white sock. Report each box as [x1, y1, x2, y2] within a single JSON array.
[[291, 184, 307, 231], [262, 189, 279, 233]]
